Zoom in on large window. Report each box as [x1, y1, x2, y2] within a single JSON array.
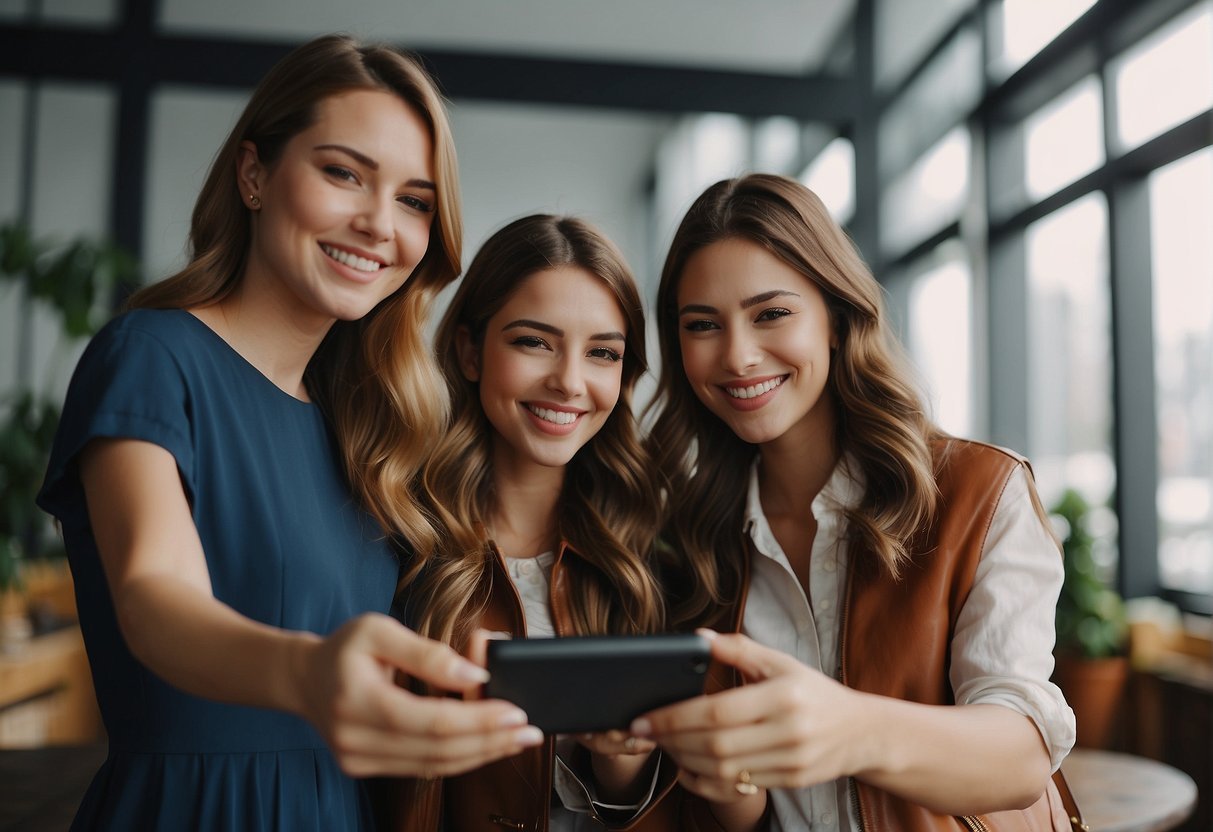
[[904, 243, 974, 437], [1111, 4, 1213, 154], [1024, 76, 1104, 202], [880, 126, 969, 257], [989, 0, 1097, 78], [1152, 148, 1213, 594], [799, 137, 855, 224], [1025, 193, 1115, 536]]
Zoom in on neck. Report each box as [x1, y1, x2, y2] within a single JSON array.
[[190, 282, 333, 401], [487, 447, 565, 558], [756, 397, 839, 515]]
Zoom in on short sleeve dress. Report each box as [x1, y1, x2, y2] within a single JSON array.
[[37, 309, 399, 831]]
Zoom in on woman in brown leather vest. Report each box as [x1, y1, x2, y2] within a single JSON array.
[[635, 174, 1080, 831], [381, 215, 757, 830]]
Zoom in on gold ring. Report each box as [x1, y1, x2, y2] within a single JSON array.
[[735, 768, 758, 795], [624, 736, 638, 753]]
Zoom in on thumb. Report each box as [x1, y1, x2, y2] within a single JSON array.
[[699, 630, 800, 683]]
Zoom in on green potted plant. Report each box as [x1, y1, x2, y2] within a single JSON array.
[[0, 222, 138, 641], [1051, 487, 1129, 748]]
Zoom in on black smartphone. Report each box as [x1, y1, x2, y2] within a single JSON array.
[[484, 633, 711, 734]]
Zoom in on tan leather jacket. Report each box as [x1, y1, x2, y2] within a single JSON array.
[[381, 540, 728, 832], [720, 438, 1080, 831]]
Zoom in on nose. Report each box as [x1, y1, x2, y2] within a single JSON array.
[[722, 328, 762, 375], [352, 192, 394, 243], [546, 353, 586, 398]]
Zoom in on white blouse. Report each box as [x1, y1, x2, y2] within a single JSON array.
[[740, 457, 1076, 832]]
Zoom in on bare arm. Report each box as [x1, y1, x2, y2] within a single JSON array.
[[636, 632, 1050, 816], [81, 438, 543, 777]]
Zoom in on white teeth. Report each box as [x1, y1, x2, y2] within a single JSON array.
[[526, 405, 578, 425], [322, 244, 382, 273], [726, 377, 784, 399]]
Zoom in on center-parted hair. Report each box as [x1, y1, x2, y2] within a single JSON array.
[[408, 214, 664, 652], [126, 34, 462, 558], [645, 174, 940, 628]]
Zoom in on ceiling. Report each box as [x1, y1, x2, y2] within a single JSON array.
[[156, 0, 856, 75]]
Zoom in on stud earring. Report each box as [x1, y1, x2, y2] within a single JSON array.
[[250, 194, 261, 209]]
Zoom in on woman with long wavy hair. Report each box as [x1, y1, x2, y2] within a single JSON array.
[[633, 174, 1079, 830], [36, 34, 541, 832], [387, 214, 693, 831]]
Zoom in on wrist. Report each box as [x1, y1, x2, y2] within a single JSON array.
[[279, 630, 324, 719], [848, 689, 898, 780]]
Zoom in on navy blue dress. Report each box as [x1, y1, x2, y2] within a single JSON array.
[[37, 309, 399, 831]]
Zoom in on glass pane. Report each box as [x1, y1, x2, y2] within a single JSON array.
[[1113, 4, 1213, 153], [654, 113, 749, 259], [991, 0, 1097, 77], [880, 126, 969, 257], [1026, 193, 1117, 576], [41, 0, 118, 24], [906, 247, 973, 436], [879, 24, 981, 181], [875, 0, 975, 90], [1025, 75, 1104, 202], [798, 137, 855, 224], [753, 117, 801, 175], [1152, 148, 1213, 593], [0, 82, 24, 223]]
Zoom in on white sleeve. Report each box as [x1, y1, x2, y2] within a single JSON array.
[[949, 465, 1077, 772]]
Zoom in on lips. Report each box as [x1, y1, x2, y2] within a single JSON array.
[[522, 402, 585, 435], [719, 375, 786, 411], [725, 376, 784, 399], [525, 404, 579, 425], [320, 243, 387, 273]]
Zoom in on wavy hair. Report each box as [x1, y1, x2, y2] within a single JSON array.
[[408, 215, 664, 652], [645, 174, 940, 627], [126, 34, 462, 556]]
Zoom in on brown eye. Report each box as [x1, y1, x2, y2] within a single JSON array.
[[755, 307, 792, 322]]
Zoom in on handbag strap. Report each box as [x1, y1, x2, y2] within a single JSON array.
[[1052, 769, 1088, 832]]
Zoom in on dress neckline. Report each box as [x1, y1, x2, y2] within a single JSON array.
[[174, 309, 319, 409]]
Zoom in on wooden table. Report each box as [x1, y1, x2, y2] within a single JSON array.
[[1063, 748, 1198, 832], [0, 625, 101, 746]]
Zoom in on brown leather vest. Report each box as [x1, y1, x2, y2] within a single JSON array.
[[728, 438, 1078, 831]]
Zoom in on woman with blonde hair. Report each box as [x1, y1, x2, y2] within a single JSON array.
[[37, 34, 540, 831], [634, 174, 1080, 829], [384, 214, 732, 830]]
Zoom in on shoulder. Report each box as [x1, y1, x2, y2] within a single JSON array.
[[95, 308, 198, 352], [930, 437, 1030, 503], [81, 309, 189, 364]]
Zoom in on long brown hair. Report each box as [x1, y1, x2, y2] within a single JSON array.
[[126, 34, 462, 556], [408, 215, 664, 652], [646, 174, 940, 627]]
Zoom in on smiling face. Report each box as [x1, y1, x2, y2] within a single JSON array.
[[677, 237, 836, 454], [237, 88, 436, 328], [458, 266, 627, 476]]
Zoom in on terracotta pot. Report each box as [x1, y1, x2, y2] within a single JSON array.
[[1053, 653, 1130, 748]]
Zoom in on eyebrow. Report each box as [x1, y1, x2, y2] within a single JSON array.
[[502, 319, 625, 342], [314, 144, 436, 190], [678, 289, 800, 316]]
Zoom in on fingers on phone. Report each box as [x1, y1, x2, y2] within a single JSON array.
[[379, 624, 489, 691]]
